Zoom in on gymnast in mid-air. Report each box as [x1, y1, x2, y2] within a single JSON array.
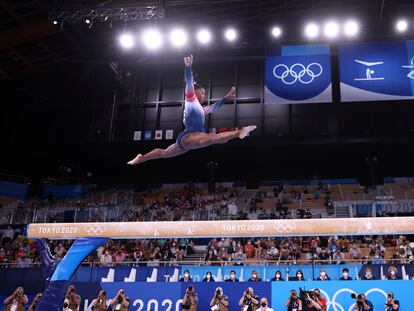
[[127, 54, 256, 165]]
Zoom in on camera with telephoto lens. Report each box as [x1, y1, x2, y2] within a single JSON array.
[[351, 293, 365, 307], [188, 286, 194, 292], [299, 287, 315, 303]]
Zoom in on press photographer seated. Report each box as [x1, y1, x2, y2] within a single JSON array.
[[239, 287, 259, 311], [385, 292, 400, 311], [351, 293, 373, 311], [285, 289, 302, 311], [109, 289, 130, 311], [210, 287, 228, 311], [3, 287, 28, 311], [182, 285, 198, 311]]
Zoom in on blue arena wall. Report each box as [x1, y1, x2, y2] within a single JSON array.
[[0, 281, 411, 310]]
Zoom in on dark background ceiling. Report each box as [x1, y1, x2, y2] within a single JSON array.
[[1, 0, 414, 187]]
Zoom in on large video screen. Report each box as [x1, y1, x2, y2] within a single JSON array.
[[339, 40, 414, 102], [265, 44, 332, 104]]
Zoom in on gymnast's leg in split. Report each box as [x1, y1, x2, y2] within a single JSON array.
[[127, 54, 256, 166]]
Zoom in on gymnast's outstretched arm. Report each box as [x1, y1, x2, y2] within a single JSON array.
[[184, 55, 196, 101], [203, 86, 236, 115]]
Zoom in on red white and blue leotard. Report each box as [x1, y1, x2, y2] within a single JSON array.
[[176, 64, 225, 150]]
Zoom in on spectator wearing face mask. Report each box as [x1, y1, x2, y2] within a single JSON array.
[[361, 267, 375, 280], [248, 270, 262, 282], [203, 271, 215, 282], [270, 270, 284, 282], [386, 267, 400, 280], [225, 270, 239, 282], [339, 268, 353, 280], [295, 270, 305, 281], [100, 249, 113, 266], [180, 270, 193, 282], [316, 269, 330, 281], [259, 297, 273, 311]]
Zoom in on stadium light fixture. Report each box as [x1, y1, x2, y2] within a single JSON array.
[[324, 20, 340, 38], [224, 28, 237, 41], [305, 23, 319, 39], [197, 29, 212, 44], [119, 33, 134, 49], [169, 28, 188, 48], [271, 26, 282, 38], [142, 28, 163, 51], [344, 20, 359, 37], [396, 19, 408, 33]]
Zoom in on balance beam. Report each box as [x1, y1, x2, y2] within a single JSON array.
[[26, 216, 414, 239]]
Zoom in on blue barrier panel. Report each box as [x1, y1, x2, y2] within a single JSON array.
[[0, 181, 28, 198], [271, 280, 410, 311]]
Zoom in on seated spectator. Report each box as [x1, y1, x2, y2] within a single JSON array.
[[179, 270, 193, 282], [361, 267, 376, 280], [225, 270, 239, 282], [316, 269, 331, 281], [16, 253, 32, 268], [203, 271, 215, 282], [270, 270, 284, 282], [332, 249, 346, 264], [340, 268, 353, 280], [386, 266, 400, 280], [100, 249, 113, 266], [319, 247, 330, 262], [349, 243, 362, 260], [304, 209, 312, 219], [248, 270, 262, 282], [295, 270, 305, 281], [244, 240, 254, 258]]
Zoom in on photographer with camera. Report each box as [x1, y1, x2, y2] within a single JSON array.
[[312, 289, 326, 311], [210, 287, 228, 311], [285, 289, 302, 311], [28, 293, 42, 311], [239, 287, 259, 311], [110, 289, 130, 311], [385, 292, 400, 311], [351, 293, 373, 311], [3, 287, 28, 311], [91, 290, 109, 311], [300, 289, 322, 311], [182, 285, 198, 311], [63, 285, 81, 311]]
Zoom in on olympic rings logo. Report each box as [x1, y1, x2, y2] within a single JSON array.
[[273, 222, 297, 233], [313, 287, 387, 311], [272, 63, 323, 85], [85, 225, 107, 236]]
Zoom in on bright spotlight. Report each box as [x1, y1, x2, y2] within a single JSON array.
[[324, 21, 340, 38], [305, 23, 319, 39], [224, 28, 237, 41], [119, 33, 134, 49], [396, 19, 408, 33], [197, 29, 212, 44], [169, 28, 188, 48], [271, 26, 282, 38], [53, 20, 58, 25], [142, 29, 163, 51], [344, 20, 359, 37], [85, 19, 91, 24]]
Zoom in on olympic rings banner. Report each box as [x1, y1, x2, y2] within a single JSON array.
[[271, 280, 410, 311], [339, 40, 414, 102], [265, 44, 332, 104]]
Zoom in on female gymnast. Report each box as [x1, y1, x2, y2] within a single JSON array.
[[127, 55, 256, 165]]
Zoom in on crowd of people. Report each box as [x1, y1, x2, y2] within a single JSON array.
[[204, 234, 414, 265], [0, 226, 413, 267]]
